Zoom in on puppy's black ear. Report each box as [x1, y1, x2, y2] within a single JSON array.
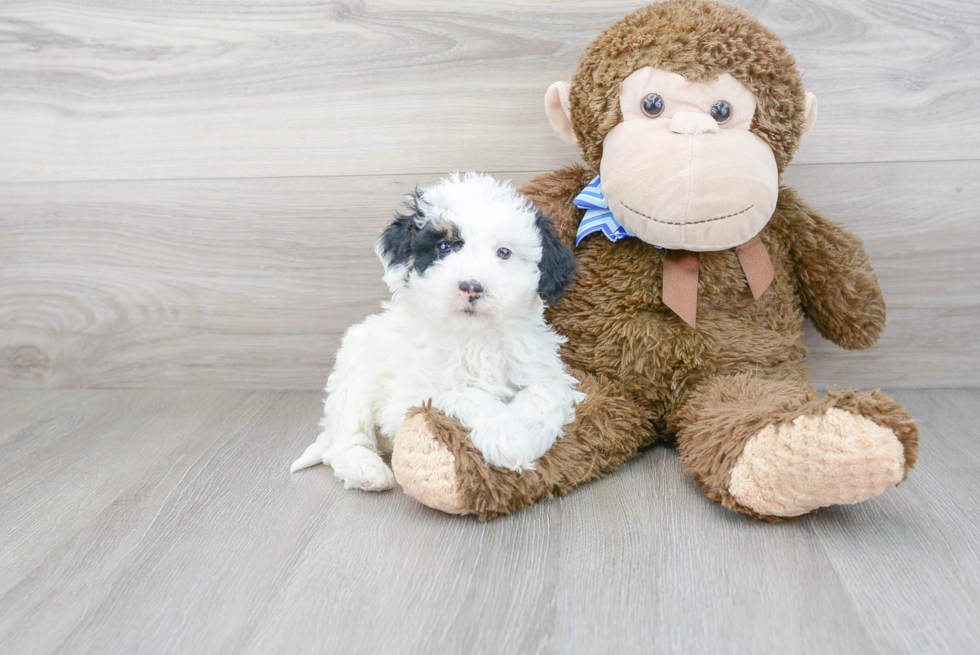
[[377, 188, 424, 269], [534, 208, 577, 304]]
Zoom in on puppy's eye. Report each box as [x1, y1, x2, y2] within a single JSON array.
[[641, 93, 665, 118], [710, 100, 732, 124], [437, 241, 453, 255], [496, 248, 512, 260]]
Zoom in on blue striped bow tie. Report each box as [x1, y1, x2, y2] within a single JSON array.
[[573, 175, 636, 246]]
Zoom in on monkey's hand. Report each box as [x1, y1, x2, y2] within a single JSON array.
[[778, 188, 886, 350]]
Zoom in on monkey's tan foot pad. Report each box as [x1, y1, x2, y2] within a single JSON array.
[[392, 409, 469, 515], [728, 408, 906, 518]]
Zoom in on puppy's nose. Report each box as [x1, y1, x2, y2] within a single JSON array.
[[459, 279, 484, 303]]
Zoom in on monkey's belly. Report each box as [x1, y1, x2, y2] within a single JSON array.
[[558, 306, 802, 391], [550, 267, 806, 417]]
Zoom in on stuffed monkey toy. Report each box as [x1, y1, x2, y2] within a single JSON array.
[[390, 0, 918, 521]]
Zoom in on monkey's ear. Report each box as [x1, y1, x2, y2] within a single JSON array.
[[800, 92, 818, 142], [545, 81, 577, 145], [534, 208, 578, 304]]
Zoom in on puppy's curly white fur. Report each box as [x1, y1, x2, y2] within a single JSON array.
[[291, 173, 584, 491]]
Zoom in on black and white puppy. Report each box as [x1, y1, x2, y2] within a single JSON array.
[[291, 172, 584, 491]]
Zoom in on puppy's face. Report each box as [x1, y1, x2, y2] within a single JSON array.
[[376, 173, 576, 329]]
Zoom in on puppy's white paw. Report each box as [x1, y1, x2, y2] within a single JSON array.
[[328, 445, 396, 492], [468, 418, 539, 472]]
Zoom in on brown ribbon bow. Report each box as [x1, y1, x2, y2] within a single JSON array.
[[661, 235, 775, 328]]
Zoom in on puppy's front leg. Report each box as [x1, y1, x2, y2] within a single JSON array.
[[291, 319, 395, 491], [436, 388, 537, 472], [508, 381, 585, 462]]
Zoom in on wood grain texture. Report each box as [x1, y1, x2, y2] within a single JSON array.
[[0, 390, 252, 597], [0, 388, 977, 654], [0, 173, 435, 389], [2, 161, 976, 389], [545, 452, 880, 654], [0, 0, 978, 182], [809, 390, 980, 655], [782, 161, 980, 388]]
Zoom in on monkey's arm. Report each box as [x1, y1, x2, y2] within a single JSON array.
[[775, 187, 886, 350], [519, 164, 596, 248]]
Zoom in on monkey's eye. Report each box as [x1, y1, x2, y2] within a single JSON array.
[[437, 241, 453, 255], [710, 100, 732, 124], [641, 93, 665, 118], [496, 247, 512, 260]]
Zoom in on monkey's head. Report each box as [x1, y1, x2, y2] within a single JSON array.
[[545, 0, 817, 251]]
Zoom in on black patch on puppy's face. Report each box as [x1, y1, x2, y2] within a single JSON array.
[[377, 189, 460, 276], [534, 208, 578, 304]]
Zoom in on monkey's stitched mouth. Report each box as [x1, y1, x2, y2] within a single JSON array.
[[621, 202, 754, 225]]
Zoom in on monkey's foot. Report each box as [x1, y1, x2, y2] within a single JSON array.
[[392, 374, 654, 519], [391, 408, 469, 515], [727, 408, 906, 517], [391, 403, 564, 520]]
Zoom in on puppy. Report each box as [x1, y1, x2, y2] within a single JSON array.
[[291, 172, 584, 491]]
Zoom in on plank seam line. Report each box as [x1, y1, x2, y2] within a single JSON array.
[[1, 158, 979, 186]]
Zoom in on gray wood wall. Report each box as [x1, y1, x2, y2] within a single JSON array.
[[1, 0, 977, 389]]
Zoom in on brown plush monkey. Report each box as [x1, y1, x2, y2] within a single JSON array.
[[390, 0, 918, 521]]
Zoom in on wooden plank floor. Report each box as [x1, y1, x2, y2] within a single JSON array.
[[1, 388, 977, 654]]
